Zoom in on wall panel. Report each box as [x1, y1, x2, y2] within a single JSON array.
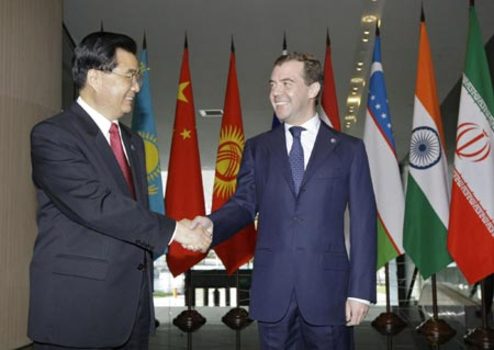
[[0, 1, 62, 348]]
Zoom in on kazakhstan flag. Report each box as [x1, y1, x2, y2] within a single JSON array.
[[132, 35, 165, 214]]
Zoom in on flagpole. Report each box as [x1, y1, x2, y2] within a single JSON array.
[[447, 1, 494, 346], [405, 268, 418, 303], [172, 271, 206, 339], [222, 270, 252, 350], [415, 273, 456, 345], [372, 262, 407, 336], [166, 32, 208, 346], [215, 37, 254, 348], [464, 279, 494, 348]]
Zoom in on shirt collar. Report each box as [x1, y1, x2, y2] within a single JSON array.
[[284, 114, 321, 136], [77, 96, 117, 135]]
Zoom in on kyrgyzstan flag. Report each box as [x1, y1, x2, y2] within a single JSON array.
[[447, 3, 494, 284], [212, 40, 257, 275], [320, 29, 341, 131], [165, 35, 207, 276]]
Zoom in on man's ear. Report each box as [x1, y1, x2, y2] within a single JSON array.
[[308, 81, 321, 99], [86, 69, 101, 92]]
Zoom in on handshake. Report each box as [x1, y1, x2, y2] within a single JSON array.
[[173, 216, 213, 253]]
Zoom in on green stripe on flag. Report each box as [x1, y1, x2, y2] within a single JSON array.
[[465, 7, 494, 118], [377, 217, 399, 269], [404, 176, 451, 279]]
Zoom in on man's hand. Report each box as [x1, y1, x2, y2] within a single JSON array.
[[173, 219, 211, 253], [345, 299, 369, 326], [190, 216, 213, 233]]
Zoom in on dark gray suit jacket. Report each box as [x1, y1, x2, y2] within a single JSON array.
[[28, 102, 175, 347]]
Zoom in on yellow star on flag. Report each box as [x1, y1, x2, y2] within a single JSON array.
[[177, 81, 190, 102], [180, 128, 191, 140]]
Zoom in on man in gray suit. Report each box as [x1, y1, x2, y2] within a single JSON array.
[[28, 31, 210, 349]]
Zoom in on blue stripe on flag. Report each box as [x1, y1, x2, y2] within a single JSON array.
[[367, 36, 397, 151]]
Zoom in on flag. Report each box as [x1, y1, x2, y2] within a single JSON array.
[[131, 34, 165, 215], [448, 4, 494, 284], [212, 40, 257, 275], [165, 35, 206, 276], [271, 32, 287, 129], [363, 26, 404, 269], [403, 10, 452, 280], [320, 29, 341, 131]]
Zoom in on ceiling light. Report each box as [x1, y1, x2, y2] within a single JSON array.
[[198, 109, 223, 117], [347, 96, 361, 106], [362, 15, 377, 23]]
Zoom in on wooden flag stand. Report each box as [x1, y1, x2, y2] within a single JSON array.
[[173, 270, 206, 350], [372, 263, 407, 336], [222, 270, 253, 350], [416, 274, 456, 345], [464, 280, 494, 349]]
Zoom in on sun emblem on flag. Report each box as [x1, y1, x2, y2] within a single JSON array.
[[138, 131, 161, 185], [214, 125, 244, 199], [409, 126, 441, 169]]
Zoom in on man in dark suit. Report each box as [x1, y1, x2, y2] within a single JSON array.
[[192, 52, 377, 349], [28, 32, 211, 350]]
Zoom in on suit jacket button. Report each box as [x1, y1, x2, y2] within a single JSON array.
[[137, 263, 145, 271]]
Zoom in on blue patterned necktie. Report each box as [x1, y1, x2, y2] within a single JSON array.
[[289, 126, 305, 194]]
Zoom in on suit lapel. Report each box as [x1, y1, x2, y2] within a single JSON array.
[[121, 126, 147, 205], [269, 125, 297, 196], [301, 122, 340, 187], [69, 103, 137, 199]]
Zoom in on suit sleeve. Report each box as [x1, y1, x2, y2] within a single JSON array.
[[31, 121, 175, 257], [209, 139, 257, 246], [347, 140, 377, 303]]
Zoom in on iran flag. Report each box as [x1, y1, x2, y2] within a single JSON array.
[[448, 4, 494, 284]]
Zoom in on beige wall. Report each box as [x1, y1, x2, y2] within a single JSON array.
[[0, 1, 62, 348]]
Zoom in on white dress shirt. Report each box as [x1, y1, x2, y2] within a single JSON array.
[[77, 96, 178, 244], [284, 114, 320, 169], [77, 97, 129, 159]]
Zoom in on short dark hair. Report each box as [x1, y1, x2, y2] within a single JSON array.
[[273, 52, 323, 99], [72, 31, 137, 90]]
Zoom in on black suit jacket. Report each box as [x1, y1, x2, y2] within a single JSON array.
[[28, 102, 175, 347]]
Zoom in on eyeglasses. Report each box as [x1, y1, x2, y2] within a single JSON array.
[[104, 69, 143, 87]]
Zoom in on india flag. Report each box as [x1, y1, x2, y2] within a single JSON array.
[[364, 26, 404, 269], [448, 4, 494, 284], [403, 12, 452, 280]]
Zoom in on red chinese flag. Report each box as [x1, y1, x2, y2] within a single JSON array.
[[212, 41, 256, 275], [165, 37, 206, 277], [321, 30, 341, 131]]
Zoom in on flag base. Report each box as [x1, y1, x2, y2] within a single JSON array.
[[222, 307, 253, 330], [464, 327, 494, 349], [416, 318, 456, 345], [371, 312, 407, 336], [173, 309, 206, 333]]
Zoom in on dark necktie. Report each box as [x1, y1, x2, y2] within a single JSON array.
[[289, 126, 305, 195], [109, 123, 136, 198]]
